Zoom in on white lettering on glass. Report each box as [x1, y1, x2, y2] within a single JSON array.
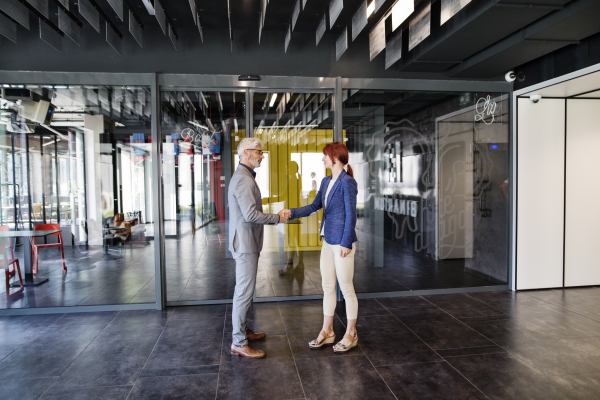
[[474, 95, 497, 125]]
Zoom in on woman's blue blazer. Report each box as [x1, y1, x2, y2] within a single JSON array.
[[290, 169, 358, 249]]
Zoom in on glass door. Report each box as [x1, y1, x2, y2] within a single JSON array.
[[161, 88, 246, 303], [160, 87, 336, 304], [250, 91, 335, 299]]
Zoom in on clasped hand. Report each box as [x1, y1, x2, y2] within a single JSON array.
[[277, 209, 292, 224]]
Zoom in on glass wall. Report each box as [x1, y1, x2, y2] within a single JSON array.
[[0, 78, 511, 311], [160, 89, 246, 302], [343, 90, 509, 292], [0, 83, 155, 308], [251, 91, 335, 298]]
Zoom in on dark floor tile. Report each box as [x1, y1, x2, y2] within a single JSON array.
[[217, 335, 304, 400], [457, 314, 511, 323], [376, 296, 433, 309], [50, 311, 118, 327], [423, 293, 506, 318], [408, 322, 495, 351], [104, 309, 173, 331], [357, 318, 443, 366], [464, 318, 540, 348], [447, 352, 573, 400], [389, 306, 450, 324], [0, 377, 56, 400], [0, 342, 25, 362], [0, 324, 104, 378], [509, 305, 600, 341], [224, 302, 285, 335], [171, 304, 227, 320], [510, 336, 600, 376], [143, 319, 224, 371], [377, 361, 487, 400], [56, 328, 163, 387], [392, 308, 495, 350], [277, 299, 324, 317], [466, 291, 549, 314], [335, 298, 392, 318], [282, 314, 341, 335], [437, 345, 507, 358], [140, 364, 220, 378], [164, 317, 226, 342], [551, 372, 600, 400], [129, 374, 218, 400], [0, 314, 63, 331], [39, 384, 132, 399], [296, 355, 396, 400]]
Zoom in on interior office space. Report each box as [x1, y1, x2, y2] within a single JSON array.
[[1, 0, 600, 399], [0, 0, 597, 313]]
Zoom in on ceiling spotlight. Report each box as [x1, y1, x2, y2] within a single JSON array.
[[367, 1, 375, 17], [269, 93, 277, 107]]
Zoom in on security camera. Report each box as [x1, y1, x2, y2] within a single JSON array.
[[530, 94, 542, 104], [505, 71, 516, 82]]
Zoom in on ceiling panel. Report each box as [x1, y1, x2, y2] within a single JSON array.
[[528, 2, 600, 40], [452, 40, 571, 79], [521, 70, 600, 97], [412, 8, 553, 63]]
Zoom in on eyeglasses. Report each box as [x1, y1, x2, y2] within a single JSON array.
[[246, 149, 264, 155]]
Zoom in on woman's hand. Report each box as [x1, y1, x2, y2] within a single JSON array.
[[340, 246, 351, 258]]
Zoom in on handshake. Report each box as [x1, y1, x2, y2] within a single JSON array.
[[277, 209, 292, 224]]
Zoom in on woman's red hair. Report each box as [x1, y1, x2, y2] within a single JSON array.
[[323, 142, 353, 178]]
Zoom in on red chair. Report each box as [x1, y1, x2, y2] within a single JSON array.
[[32, 223, 67, 273], [0, 226, 23, 290]]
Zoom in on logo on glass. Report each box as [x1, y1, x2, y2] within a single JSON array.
[[475, 95, 497, 125]]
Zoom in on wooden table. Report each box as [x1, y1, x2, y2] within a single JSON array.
[[0, 230, 60, 286]]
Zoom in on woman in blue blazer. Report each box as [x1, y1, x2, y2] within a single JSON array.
[[286, 142, 359, 353]]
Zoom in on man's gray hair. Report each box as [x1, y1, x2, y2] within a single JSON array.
[[237, 137, 264, 159]]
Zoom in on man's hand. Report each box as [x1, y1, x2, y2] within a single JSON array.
[[278, 209, 290, 223]]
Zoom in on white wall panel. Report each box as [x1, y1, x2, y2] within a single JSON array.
[[517, 98, 565, 290], [565, 99, 600, 287]]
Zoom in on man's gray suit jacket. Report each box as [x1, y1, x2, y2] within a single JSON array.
[[228, 165, 279, 254]]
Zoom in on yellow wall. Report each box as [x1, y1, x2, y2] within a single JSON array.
[[232, 127, 347, 252]]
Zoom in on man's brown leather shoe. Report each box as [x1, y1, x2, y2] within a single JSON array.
[[231, 343, 266, 358], [246, 329, 266, 341]]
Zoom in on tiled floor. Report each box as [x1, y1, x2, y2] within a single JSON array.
[[1, 288, 599, 399], [1, 221, 497, 308]]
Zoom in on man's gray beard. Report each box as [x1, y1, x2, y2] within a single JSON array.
[[250, 158, 261, 168]]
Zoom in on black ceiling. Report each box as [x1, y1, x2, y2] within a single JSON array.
[[1, 0, 600, 79]]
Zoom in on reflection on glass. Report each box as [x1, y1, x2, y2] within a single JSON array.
[[0, 83, 155, 307], [251, 91, 335, 298], [344, 90, 509, 292], [161, 90, 246, 302]]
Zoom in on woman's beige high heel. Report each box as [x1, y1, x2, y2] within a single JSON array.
[[308, 330, 336, 349], [333, 333, 358, 353]]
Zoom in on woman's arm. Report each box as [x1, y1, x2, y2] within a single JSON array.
[[289, 181, 324, 219], [340, 178, 358, 250]]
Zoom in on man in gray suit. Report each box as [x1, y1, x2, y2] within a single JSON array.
[[229, 137, 289, 358]]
